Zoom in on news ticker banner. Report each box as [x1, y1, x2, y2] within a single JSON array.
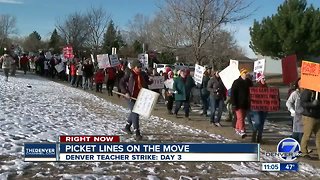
[[261, 163, 299, 172], [24, 135, 259, 162]]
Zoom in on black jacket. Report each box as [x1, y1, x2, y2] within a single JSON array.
[[231, 77, 252, 110], [207, 76, 227, 100], [300, 89, 320, 119]]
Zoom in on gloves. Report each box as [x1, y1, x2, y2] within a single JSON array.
[[289, 109, 295, 117]]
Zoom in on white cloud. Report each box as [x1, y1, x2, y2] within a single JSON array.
[[0, 0, 23, 4]]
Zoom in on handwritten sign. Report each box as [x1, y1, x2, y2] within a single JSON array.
[[254, 59, 265, 80], [219, 65, 240, 90], [194, 64, 205, 84], [109, 54, 120, 67], [250, 87, 280, 112], [148, 76, 165, 89], [300, 61, 320, 91], [132, 88, 160, 118], [55, 63, 64, 73], [97, 54, 110, 69]]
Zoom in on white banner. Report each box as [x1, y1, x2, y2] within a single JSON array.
[[148, 76, 165, 89], [219, 65, 240, 90], [194, 64, 205, 84], [229, 59, 239, 68], [109, 54, 120, 67], [132, 88, 159, 118], [97, 54, 110, 69], [55, 63, 64, 73]]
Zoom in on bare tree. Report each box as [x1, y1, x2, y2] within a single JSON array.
[[127, 14, 153, 50], [151, 0, 252, 64], [86, 7, 111, 53], [56, 12, 90, 53], [0, 14, 17, 48]]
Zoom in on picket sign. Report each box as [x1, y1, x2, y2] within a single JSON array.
[[219, 65, 240, 90], [254, 58, 282, 79], [132, 88, 160, 118], [97, 54, 110, 69], [138, 54, 148, 68], [250, 87, 280, 112], [55, 63, 64, 73], [148, 76, 165, 89], [194, 64, 205, 84], [300, 60, 320, 92], [109, 54, 120, 67]]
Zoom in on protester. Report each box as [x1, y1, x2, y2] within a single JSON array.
[[120, 59, 152, 140], [164, 70, 175, 114], [207, 71, 227, 127], [10, 52, 19, 76], [173, 69, 195, 120], [20, 53, 29, 74], [95, 68, 105, 93], [286, 78, 304, 143], [200, 67, 210, 116], [250, 73, 268, 143], [76, 61, 83, 88], [0, 51, 14, 81], [300, 89, 320, 160], [231, 68, 251, 138], [106, 67, 116, 96], [82, 59, 94, 90], [69, 61, 77, 86]]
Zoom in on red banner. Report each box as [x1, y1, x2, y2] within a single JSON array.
[[282, 54, 298, 85], [250, 87, 280, 112], [63, 45, 74, 59]]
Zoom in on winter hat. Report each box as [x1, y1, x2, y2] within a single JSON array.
[[240, 68, 248, 75], [256, 73, 265, 82], [165, 66, 172, 74], [131, 59, 142, 68]]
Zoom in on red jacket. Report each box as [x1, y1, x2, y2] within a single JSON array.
[[20, 56, 29, 65], [106, 67, 116, 80], [70, 64, 77, 76], [95, 70, 105, 83]]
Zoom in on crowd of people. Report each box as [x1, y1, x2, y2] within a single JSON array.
[[0, 50, 319, 160]]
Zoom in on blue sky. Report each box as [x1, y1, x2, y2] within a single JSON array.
[[0, 0, 320, 58]]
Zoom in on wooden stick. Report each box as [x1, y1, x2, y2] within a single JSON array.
[[112, 90, 137, 100], [316, 92, 319, 100]]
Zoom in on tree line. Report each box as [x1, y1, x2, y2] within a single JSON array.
[[1, 0, 253, 69]]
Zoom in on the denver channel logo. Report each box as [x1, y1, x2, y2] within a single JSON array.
[[265, 138, 301, 161]]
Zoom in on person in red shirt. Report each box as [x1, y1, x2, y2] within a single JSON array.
[[20, 53, 29, 74], [95, 68, 105, 92], [106, 67, 116, 96], [70, 62, 77, 86]]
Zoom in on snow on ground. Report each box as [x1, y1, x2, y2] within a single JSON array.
[[0, 72, 319, 179]]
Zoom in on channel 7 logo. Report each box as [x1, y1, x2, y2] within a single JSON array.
[[277, 138, 301, 161]]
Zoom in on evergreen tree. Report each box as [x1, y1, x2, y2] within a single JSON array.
[[49, 29, 63, 54], [22, 31, 42, 52], [249, 0, 320, 60], [103, 20, 118, 54]]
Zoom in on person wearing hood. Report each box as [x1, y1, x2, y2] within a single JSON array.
[[251, 73, 269, 143], [0, 51, 15, 81], [231, 68, 251, 138]]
